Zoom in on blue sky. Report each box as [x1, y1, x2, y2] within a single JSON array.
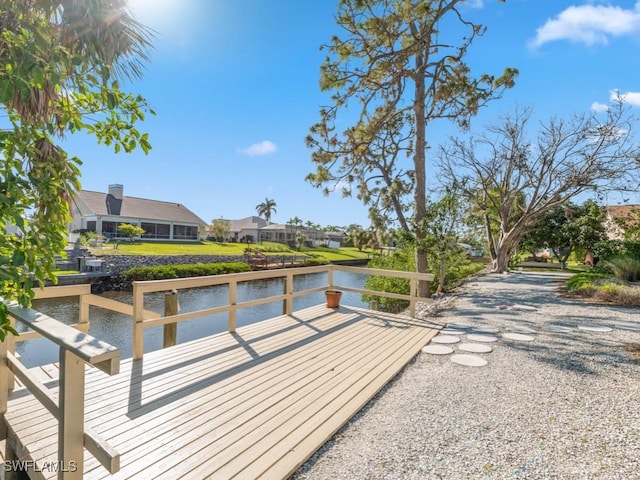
[[66, 0, 640, 228]]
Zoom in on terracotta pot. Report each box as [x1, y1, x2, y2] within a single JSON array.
[[325, 290, 342, 308]]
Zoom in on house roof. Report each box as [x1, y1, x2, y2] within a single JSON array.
[[229, 216, 268, 232], [260, 223, 288, 231], [74, 190, 206, 225], [606, 205, 640, 223]]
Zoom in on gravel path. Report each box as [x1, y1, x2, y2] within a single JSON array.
[[292, 272, 640, 480]]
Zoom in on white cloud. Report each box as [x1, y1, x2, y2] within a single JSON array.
[[591, 89, 640, 112], [334, 179, 351, 192], [239, 140, 277, 156], [465, 0, 484, 9], [531, 2, 640, 48], [611, 89, 640, 107], [590, 101, 609, 112]]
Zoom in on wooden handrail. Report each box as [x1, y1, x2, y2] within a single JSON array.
[[2, 263, 433, 475], [7, 303, 119, 375], [131, 264, 434, 359], [2, 303, 121, 478]]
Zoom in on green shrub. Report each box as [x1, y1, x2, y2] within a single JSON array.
[[605, 255, 640, 282], [121, 262, 251, 281], [567, 271, 640, 305], [80, 231, 105, 246], [363, 246, 485, 311], [304, 258, 330, 266], [566, 272, 611, 294], [256, 244, 291, 253], [363, 247, 413, 311]]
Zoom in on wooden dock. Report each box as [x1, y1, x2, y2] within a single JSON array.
[[5, 304, 439, 479]]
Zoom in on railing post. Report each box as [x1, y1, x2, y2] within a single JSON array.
[[0, 335, 8, 419], [6, 318, 15, 391], [132, 283, 144, 360], [58, 348, 85, 479], [282, 276, 287, 315], [228, 280, 237, 333], [163, 290, 179, 348], [78, 292, 90, 333], [409, 277, 417, 318], [1, 328, 16, 479], [284, 272, 293, 316], [327, 265, 334, 290]]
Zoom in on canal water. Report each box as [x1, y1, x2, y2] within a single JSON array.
[[22, 270, 369, 368]]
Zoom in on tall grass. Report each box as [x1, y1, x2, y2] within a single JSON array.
[[605, 255, 640, 282], [567, 272, 640, 305]]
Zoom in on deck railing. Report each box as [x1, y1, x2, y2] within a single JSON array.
[[1, 302, 121, 479], [1, 264, 433, 477], [131, 264, 434, 360]]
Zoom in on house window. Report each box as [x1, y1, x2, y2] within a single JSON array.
[[102, 221, 138, 238], [101, 221, 118, 237], [86, 221, 96, 232], [172, 224, 198, 240], [141, 222, 171, 239]]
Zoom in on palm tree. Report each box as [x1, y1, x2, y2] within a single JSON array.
[[7, 0, 153, 126], [256, 198, 277, 223], [289, 216, 304, 228]]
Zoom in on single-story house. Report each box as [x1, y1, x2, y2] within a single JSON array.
[[229, 217, 345, 247], [70, 184, 207, 241], [229, 216, 269, 243]]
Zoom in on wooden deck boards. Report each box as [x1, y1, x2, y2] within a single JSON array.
[[4, 304, 439, 480]]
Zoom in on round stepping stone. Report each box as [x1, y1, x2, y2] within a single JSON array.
[[543, 324, 573, 333], [451, 354, 488, 367], [615, 323, 640, 331], [467, 333, 498, 343], [510, 304, 538, 312], [422, 345, 454, 355], [458, 343, 493, 353], [447, 322, 471, 329], [431, 335, 460, 344], [577, 324, 613, 333], [471, 326, 500, 334], [440, 328, 466, 335], [511, 326, 537, 334], [502, 332, 535, 342]]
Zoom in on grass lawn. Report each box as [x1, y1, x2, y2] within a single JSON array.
[[89, 241, 376, 262]]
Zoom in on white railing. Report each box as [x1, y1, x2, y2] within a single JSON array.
[[131, 264, 434, 359], [1, 264, 433, 477], [1, 302, 121, 479]]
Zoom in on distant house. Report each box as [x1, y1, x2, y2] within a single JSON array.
[[229, 217, 345, 247], [258, 223, 296, 244], [229, 216, 269, 243], [604, 205, 640, 240], [70, 184, 206, 241]]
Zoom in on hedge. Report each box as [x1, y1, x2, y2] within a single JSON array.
[[121, 262, 252, 281]]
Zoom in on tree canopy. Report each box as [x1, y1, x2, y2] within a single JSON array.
[[0, 0, 154, 338], [519, 201, 606, 268], [306, 0, 517, 294], [440, 103, 639, 272]]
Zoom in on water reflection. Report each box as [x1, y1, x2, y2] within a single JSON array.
[[23, 271, 368, 367]]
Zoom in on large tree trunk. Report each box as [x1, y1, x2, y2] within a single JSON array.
[[492, 246, 511, 273], [413, 44, 429, 298], [484, 213, 497, 262], [491, 228, 524, 273]]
